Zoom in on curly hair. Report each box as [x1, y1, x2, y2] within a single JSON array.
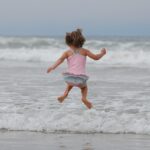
[[65, 29, 86, 48]]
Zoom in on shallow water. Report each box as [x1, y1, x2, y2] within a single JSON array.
[[0, 61, 150, 134]]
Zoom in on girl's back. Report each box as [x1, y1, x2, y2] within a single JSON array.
[[66, 48, 87, 75]]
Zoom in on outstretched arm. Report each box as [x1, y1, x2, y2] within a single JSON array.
[[86, 48, 106, 60], [47, 51, 67, 73]]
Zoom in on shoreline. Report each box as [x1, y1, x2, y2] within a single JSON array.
[[0, 131, 150, 150]]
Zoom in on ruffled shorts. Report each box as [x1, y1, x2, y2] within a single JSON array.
[[63, 72, 89, 87]]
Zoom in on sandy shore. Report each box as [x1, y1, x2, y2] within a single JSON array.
[[0, 131, 150, 150]]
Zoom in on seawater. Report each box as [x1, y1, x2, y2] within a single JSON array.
[[0, 36, 150, 66], [0, 36, 150, 134]]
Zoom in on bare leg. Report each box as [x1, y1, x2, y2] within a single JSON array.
[[80, 86, 93, 109], [57, 84, 73, 103]]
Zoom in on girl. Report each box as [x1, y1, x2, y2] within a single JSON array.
[[47, 29, 106, 109]]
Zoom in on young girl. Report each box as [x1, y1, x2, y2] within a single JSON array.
[[47, 29, 106, 109]]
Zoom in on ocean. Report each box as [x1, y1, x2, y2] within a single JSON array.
[[0, 36, 150, 135]]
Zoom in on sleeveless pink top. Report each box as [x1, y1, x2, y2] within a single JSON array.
[[66, 49, 87, 76]]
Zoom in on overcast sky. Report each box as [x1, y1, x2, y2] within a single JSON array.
[[0, 0, 150, 36]]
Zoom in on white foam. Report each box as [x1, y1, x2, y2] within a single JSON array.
[[0, 48, 62, 62], [0, 37, 150, 66], [0, 107, 150, 134]]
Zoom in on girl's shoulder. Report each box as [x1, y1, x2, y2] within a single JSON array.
[[79, 48, 89, 56], [65, 48, 88, 57], [65, 49, 73, 55], [64, 49, 74, 58]]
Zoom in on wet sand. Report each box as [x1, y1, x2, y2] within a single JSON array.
[[0, 131, 150, 150]]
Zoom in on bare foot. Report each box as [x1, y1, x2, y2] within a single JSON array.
[[57, 94, 68, 103], [82, 99, 93, 109]]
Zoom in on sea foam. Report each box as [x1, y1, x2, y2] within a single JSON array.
[[0, 37, 150, 66], [0, 107, 150, 134]]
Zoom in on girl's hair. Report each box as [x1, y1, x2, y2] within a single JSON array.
[[65, 29, 86, 48]]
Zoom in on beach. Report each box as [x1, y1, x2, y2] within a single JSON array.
[[0, 131, 150, 150], [0, 36, 150, 149]]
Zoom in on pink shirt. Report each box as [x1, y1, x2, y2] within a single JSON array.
[[66, 50, 86, 75]]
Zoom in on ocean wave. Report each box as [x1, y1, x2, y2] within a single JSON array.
[[0, 108, 149, 134], [0, 37, 150, 66], [0, 48, 150, 66], [0, 37, 65, 49]]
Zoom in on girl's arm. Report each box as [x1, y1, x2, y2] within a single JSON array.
[[86, 48, 106, 60], [47, 51, 68, 73]]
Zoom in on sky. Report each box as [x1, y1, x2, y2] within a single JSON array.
[[0, 0, 150, 36]]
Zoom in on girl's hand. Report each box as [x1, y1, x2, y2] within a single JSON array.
[[47, 67, 53, 73], [101, 48, 107, 55]]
